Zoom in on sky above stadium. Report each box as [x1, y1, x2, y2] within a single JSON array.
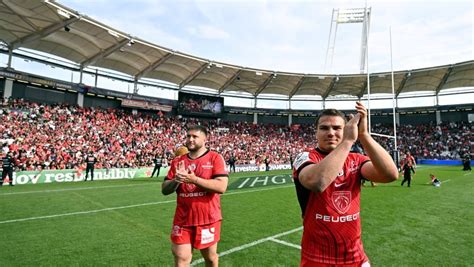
[[59, 0, 473, 75]]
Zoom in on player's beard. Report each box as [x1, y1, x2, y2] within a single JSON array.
[[186, 142, 202, 152]]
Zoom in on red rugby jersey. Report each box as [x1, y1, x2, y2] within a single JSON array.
[[293, 147, 370, 265], [166, 150, 228, 226]]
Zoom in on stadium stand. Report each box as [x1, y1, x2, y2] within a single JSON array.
[[1, 97, 472, 171]]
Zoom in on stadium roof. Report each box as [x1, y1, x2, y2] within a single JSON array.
[[1, 0, 473, 99]]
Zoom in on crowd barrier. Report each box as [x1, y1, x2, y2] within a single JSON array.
[[1, 167, 169, 185], [1, 163, 292, 185], [2, 161, 470, 185], [418, 159, 473, 166]]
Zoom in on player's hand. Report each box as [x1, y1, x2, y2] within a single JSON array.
[[355, 101, 369, 138], [174, 161, 187, 183], [343, 113, 360, 143], [185, 166, 198, 184]]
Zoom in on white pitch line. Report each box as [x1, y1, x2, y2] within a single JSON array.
[[0, 200, 176, 224], [225, 184, 294, 196], [190, 226, 303, 266], [442, 179, 451, 183], [0, 183, 152, 196], [0, 184, 294, 224], [463, 172, 472, 176], [269, 238, 301, 249]]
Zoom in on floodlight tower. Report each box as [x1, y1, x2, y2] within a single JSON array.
[[324, 7, 371, 74]]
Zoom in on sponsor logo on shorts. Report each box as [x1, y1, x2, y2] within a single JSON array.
[[201, 227, 215, 244]]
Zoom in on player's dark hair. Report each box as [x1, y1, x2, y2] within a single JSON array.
[[315, 109, 347, 127], [188, 125, 208, 136]]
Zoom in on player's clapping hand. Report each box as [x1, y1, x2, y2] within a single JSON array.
[[343, 113, 361, 143], [174, 161, 187, 183], [355, 101, 369, 137], [175, 161, 198, 184], [184, 166, 198, 184]]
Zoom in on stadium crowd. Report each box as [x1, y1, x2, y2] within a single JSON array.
[[0, 98, 472, 171]]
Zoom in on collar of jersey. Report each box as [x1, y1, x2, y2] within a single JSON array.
[[315, 146, 330, 155], [187, 149, 210, 160]]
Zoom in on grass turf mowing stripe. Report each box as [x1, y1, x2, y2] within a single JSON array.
[[0, 183, 152, 196], [0, 183, 294, 224], [191, 226, 303, 266]]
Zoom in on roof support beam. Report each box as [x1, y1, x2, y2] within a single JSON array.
[[179, 62, 210, 89], [218, 69, 242, 94], [135, 52, 174, 80], [395, 73, 410, 97], [2, 0, 40, 32], [288, 76, 306, 99], [435, 66, 453, 95], [80, 38, 129, 68], [11, 17, 80, 49], [322, 76, 338, 99], [254, 73, 275, 96]]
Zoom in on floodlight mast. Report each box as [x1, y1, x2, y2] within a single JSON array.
[[324, 7, 371, 74]]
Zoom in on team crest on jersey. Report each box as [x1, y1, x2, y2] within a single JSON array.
[[189, 163, 197, 171], [332, 191, 351, 214], [337, 170, 344, 177], [185, 183, 197, 191]]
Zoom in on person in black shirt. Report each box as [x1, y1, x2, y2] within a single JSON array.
[[84, 152, 97, 181], [400, 160, 415, 187], [264, 156, 270, 171], [151, 154, 164, 178], [228, 154, 236, 173], [1, 152, 15, 186], [462, 154, 471, 171]]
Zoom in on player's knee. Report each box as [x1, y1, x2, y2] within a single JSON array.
[[172, 248, 192, 265], [203, 250, 218, 264]]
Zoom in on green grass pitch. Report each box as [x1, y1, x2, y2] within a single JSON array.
[[0, 165, 472, 266]]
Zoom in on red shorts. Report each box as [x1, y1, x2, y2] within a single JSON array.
[[170, 221, 221, 249], [301, 258, 370, 267]]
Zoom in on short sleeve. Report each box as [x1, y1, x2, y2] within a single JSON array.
[[212, 153, 228, 179], [293, 151, 315, 174]]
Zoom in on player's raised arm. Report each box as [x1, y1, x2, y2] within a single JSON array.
[[355, 102, 399, 183]]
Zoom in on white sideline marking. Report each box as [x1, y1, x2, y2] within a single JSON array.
[[442, 179, 451, 183], [0, 183, 151, 196], [463, 172, 471, 176], [0, 200, 175, 224], [190, 226, 303, 266], [269, 238, 301, 249], [225, 184, 293, 196], [0, 184, 293, 224]]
